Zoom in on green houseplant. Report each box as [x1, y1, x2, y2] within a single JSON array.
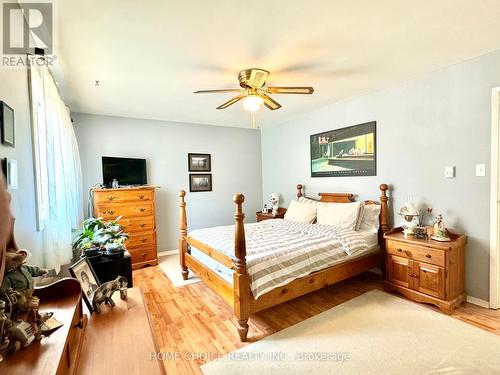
[[73, 216, 129, 257]]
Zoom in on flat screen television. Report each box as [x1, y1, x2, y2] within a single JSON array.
[[102, 156, 147, 187]]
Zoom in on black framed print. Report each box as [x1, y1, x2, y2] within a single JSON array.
[[189, 173, 212, 192], [188, 153, 211, 172], [0, 101, 14, 147], [310, 121, 376, 177], [69, 257, 100, 312]]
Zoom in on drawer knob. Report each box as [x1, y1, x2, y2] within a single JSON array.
[[138, 194, 145, 199], [141, 253, 146, 257], [397, 248, 402, 252], [139, 223, 146, 228], [138, 207, 146, 213], [107, 210, 115, 215], [140, 238, 147, 243], [425, 254, 432, 258]]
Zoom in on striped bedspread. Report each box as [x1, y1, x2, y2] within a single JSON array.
[[188, 219, 368, 298]]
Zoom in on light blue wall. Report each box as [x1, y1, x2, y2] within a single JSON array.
[[73, 113, 263, 252], [262, 49, 500, 301], [0, 68, 44, 265]]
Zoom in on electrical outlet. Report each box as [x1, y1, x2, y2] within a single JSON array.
[[445, 166, 455, 179], [476, 164, 486, 177]]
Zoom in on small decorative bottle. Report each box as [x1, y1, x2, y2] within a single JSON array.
[[111, 179, 119, 188]]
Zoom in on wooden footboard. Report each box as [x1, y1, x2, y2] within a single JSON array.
[[179, 191, 251, 341], [179, 184, 391, 342]]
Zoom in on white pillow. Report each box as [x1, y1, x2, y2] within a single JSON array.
[[284, 200, 317, 223], [298, 196, 318, 205], [316, 201, 363, 229], [358, 204, 381, 232]]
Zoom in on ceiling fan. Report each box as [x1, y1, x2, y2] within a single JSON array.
[[194, 68, 314, 112]]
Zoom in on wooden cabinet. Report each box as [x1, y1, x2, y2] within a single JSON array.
[[93, 186, 158, 269], [0, 278, 87, 375], [256, 208, 287, 222], [383, 228, 466, 314]]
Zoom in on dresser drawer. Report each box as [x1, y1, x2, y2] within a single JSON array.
[[129, 246, 157, 264], [126, 231, 156, 249], [386, 240, 445, 267], [94, 189, 154, 204], [119, 216, 155, 232], [96, 202, 154, 219]]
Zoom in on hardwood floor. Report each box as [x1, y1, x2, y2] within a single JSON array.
[[133, 266, 500, 375]]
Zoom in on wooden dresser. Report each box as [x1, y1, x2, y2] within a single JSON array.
[[77, 287, 165, 375], [92, 186, 159, 269], [0, 278, 87, 375], [383, 227, 466, 314]]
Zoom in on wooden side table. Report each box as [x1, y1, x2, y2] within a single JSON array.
[[383, 227, 466, 314], [256, 208, 287, 222]]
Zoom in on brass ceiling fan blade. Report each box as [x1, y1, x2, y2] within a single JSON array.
[[194, 88, 244, 94], [261, 94, 282, 111], [265, 86, 314, 94], [216, 95, 245, 109]]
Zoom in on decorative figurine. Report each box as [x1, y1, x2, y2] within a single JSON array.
[[270, 193, 280, 216], [431, 214, 451, 242], [0, 250, 47, 314], [91, 276, 128, 313]]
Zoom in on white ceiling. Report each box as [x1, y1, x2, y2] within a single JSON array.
[[53, 0, 500, 129]]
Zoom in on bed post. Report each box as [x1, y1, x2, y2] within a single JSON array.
[[297, 184, 303, 198], [179, 190, 189, 280], [232, 193, 250, 342], [379, 184, 391, 244]]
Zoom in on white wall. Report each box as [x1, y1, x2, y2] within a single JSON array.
[[262, 49, 500, 301], [0, 68, 44, 264], [73, 113, 263, 252]]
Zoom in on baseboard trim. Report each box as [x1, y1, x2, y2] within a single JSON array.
[[467, 296, 490, 309], [158, 249, 179, 257]]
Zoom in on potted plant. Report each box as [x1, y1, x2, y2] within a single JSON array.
[[73, 216, 129, 258]]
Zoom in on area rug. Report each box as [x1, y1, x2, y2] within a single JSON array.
[[158, 253, 200, 287], [201, 289, 500, 374]]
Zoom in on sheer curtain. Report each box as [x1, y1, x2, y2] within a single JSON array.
[[30, 65, 83, 271]]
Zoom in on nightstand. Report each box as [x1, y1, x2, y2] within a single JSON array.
[[383, 227, 466, 314], [256, 208, 287, 222]]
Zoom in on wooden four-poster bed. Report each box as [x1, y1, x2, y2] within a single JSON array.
[[179, 183, 390, 341]]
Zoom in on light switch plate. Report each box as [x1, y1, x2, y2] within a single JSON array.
[[445, 166, 455, 178], [476, 164, 486, 177]]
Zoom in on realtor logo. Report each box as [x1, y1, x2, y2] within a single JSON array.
[[2, 2, 53, 55]]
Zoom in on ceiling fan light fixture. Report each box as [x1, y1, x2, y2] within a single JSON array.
[[242, 94, 263, 112]]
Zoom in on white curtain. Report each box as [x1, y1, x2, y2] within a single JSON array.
[[31, 65, 83, 271]]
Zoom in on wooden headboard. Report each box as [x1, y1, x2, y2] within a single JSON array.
[[296, 183, 391, 244]]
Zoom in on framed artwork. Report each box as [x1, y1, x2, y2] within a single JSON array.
[[0, 101, 15, 147], [69, 257, 100, 312], [189, 173, 212, 192], [310, 121, 376, 177], [188, 153, 211, 172]]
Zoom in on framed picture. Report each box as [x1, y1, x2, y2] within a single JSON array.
[[188, 153, 211, 172], [310, 121, 376, 177], [69, 257, 100, 312], [0, 101, 15, 147], [189, 173, 212, 192]]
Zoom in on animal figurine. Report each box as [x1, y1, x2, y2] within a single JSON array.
[[269, 193, 280, 216], [91, 276, 128, 313], [0, 250, 47, 313]]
